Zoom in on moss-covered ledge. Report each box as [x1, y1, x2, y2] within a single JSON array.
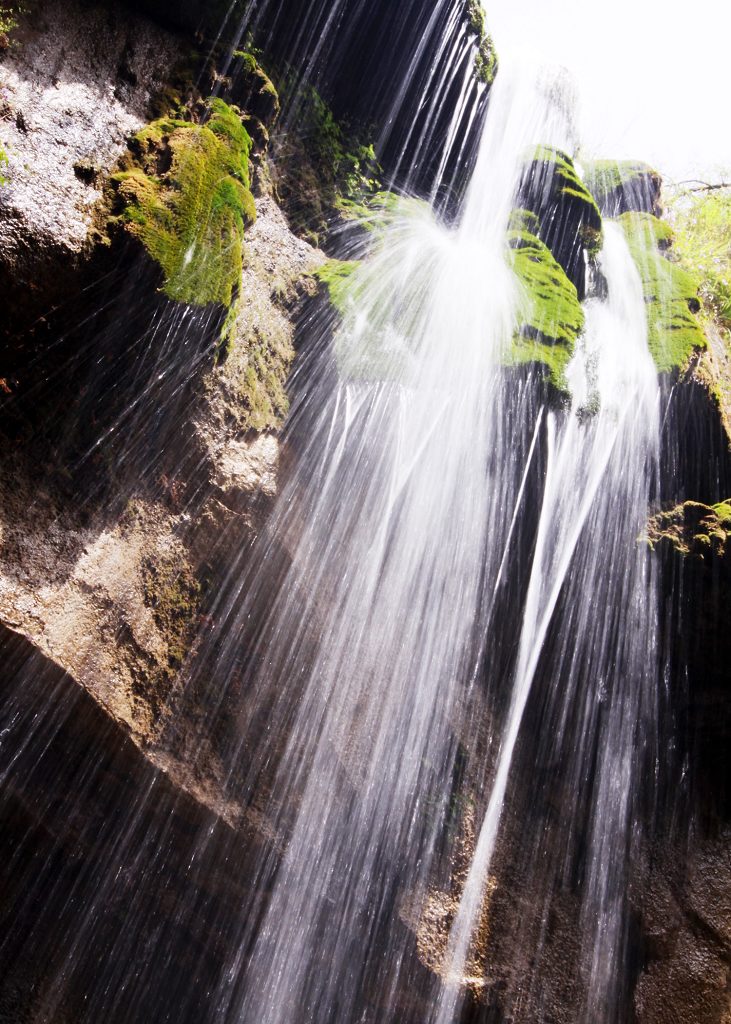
[[646, 499, 731, 560], [314, 212, 584, 402], [465, 0, 498, 85], [617, 211, 706, 374], [314, 258, 362, 316], [503, 210, 585, 402], [517, 146, 602, 298], [109, 98, 257, 314]]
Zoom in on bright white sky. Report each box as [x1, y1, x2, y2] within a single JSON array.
[[484, 0, 730, 185]]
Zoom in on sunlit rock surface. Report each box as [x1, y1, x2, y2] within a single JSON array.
[[0, 0, 323, 824], [0, 0, 185, 336]]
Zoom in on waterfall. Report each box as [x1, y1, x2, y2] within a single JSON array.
[[433, 220, 660, 1023], [0, 4, 674, 1022], [204, 62, 660, 1024]]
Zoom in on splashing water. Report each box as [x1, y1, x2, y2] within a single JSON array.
[[0, 9, 667, 1020], [208, 61, 660, 1024], [432, 219, 659, 1024]]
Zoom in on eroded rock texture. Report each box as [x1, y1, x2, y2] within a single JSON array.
[[0, 0, 185, 337]]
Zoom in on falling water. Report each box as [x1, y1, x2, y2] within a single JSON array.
[[200, 60, 660, 1024], [433, 220, 660, 1023], [0, 4, 670, 1022]]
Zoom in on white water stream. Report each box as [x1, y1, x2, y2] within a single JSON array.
[[215, 60, 660, 1024], [0, 13, 665, 1023], [433, 220, 659, 1023]]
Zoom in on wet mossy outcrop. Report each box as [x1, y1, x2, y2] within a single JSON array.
[[314, 258, 361, 316], [110, 98, 257, 311], [501, 150, 600, 402], [617, 211, 706, 374], [465, 0, 498, 85], [666, 184, 731, 454], [505, 209, 584, 401], [584, 159, 662, 218], [229, 50, 281, 127], [268, 82, 383, 248], [645, 497, 731, 828], [518, 146, 602, 299], [647, 498, 731, 560]]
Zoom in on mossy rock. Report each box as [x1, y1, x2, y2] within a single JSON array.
[[229, 51, 281, 126], [142, 550, 201, 671], [269, 81, 382, 247], [464, 0, 498, 84], [335, 189, 432, 237], [314, 259, 362, 316], [518, 147, 602, 297], [218, 312, 295, 432], [110, 98, 256, 311], [646, 499, 731, 560], [617, 212, 706, 374], [504, 218, 585, 400], [314, 257, 416, 382], [583, 159, 662, 218]]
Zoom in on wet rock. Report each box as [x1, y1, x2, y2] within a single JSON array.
[[0, 470, 199, 745], [0, 0, 185, 339], [0, 622, 272, 1024], [517, 146, 602, 299], [647, 497, 731, 826], [0, 0, 324, 822], [633, 839, 731, 1024], [583, 159, 663, 218], [617, 211, 706, 374]]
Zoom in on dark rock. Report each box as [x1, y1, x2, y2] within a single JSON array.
[[583, 160, 663, 218], [517, 147, 602, 300]]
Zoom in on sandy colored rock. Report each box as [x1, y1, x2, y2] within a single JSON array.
[[0, 0, 183, 277]]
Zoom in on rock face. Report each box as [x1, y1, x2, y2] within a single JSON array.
[[633, 839, 731, 1024], [0, 0, 185, 338], [583, 159, 663, 218], [518, 146, 602, 299], [0, 0, 324, 818], [0, 623, 271, 1024], [635, 498, 731, 1024]]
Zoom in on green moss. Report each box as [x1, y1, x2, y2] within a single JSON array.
[[713, 500, 731, 526], [235, 326, 292, 431], [619, 210, 674, 247], [584, 160, 659, 192], [518, 148, 602, 282], [530, 146, 602, 226], [617, 212, 706, 373], [508, 208, 540, 235], [111, 98, 255, 310], [314, 259, 362, 316], [142, 552, 200, 670], [475, 36, 498, 85], [231, 50, 280, 118], [335, 190, 431, 234], [504, 219, 585, 398], [646, 499, 731, 559], [0, 142, 8, 186], [271, 81, 381, 246], [466, 0, 485, 36], [0, 1, 23, 47], [464, 0, 498, 84], [233, 50, 258, 74]]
